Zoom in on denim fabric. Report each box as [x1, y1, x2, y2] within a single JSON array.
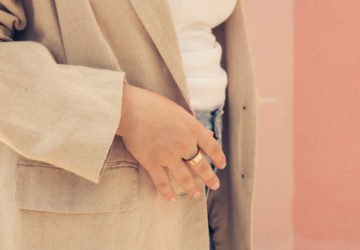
[[194, 105, 224, 250], [194, 106, 224, 196]]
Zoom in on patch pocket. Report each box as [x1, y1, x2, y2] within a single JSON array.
[[14, 159, 138, 213]]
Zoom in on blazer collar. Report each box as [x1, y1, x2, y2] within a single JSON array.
[[129, 0, 192, 112]]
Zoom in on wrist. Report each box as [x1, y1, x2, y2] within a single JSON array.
[[116, 83, 132, 136]]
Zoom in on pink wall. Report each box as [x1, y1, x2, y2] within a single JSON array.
[[242, 1, 294, 249], [294, 0, 360, 249], [243, 0, 360, 249]]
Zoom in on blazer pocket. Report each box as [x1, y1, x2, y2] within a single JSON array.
[[14, 159, 139, 213]]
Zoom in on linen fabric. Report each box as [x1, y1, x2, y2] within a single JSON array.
[[168, 0, 237, 110], [0, 0, 258, 250]]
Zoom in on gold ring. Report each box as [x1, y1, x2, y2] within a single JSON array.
[[183, 147, 203, 166]]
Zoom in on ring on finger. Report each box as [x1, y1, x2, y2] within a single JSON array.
[[183, 147, 203, 166]]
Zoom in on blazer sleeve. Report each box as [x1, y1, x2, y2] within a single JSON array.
[[0, 1, 124, 183]]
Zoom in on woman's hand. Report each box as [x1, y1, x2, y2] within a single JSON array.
[[116, 84, 226, 202]]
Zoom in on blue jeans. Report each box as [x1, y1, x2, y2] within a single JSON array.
[[194, 105, 224, 250]]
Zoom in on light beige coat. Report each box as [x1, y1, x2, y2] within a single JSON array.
[[0, 0, 258, 249]]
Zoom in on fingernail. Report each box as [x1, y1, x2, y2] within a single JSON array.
[[220, 162, 226, 169], [170, 197, 176, 202], [193, 191, 201, 198], [206, 129, 214, 136], [211, 182, 220, 190]]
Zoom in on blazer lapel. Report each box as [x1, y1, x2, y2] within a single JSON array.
[[55, 0, 193, 113], [54, 0, 121, 71], [129, 0, 192, 111]]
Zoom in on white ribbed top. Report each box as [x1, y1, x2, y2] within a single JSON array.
[[168, 0, 237, 110]]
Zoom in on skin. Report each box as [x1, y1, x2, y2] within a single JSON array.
[[116, 83, 226, 202]]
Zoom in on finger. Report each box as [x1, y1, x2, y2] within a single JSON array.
[[206, 128, 214, 137], [147, 166, 177, 202], [168, 160, 201, 198], [188, 151, 220, 190], [197, 129, 226, 170]]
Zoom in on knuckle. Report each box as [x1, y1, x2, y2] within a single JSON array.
[[189, 122, 200, 135], [145, 162, 161, 172], [156, 182, 170, 192], [180, 175, 193, 185], [198, 162, 209, 173], [145, 164, 156, 172], [186, 119, 200, 136], [178, 139, 191, 151], [210, 143, 222, 156], [144, 157, 159, 168]]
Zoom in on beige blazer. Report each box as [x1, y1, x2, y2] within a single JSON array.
[[0, 0, 258, 249]]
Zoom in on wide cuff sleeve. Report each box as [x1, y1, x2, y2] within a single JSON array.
[[0, 41, 125, 183]]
